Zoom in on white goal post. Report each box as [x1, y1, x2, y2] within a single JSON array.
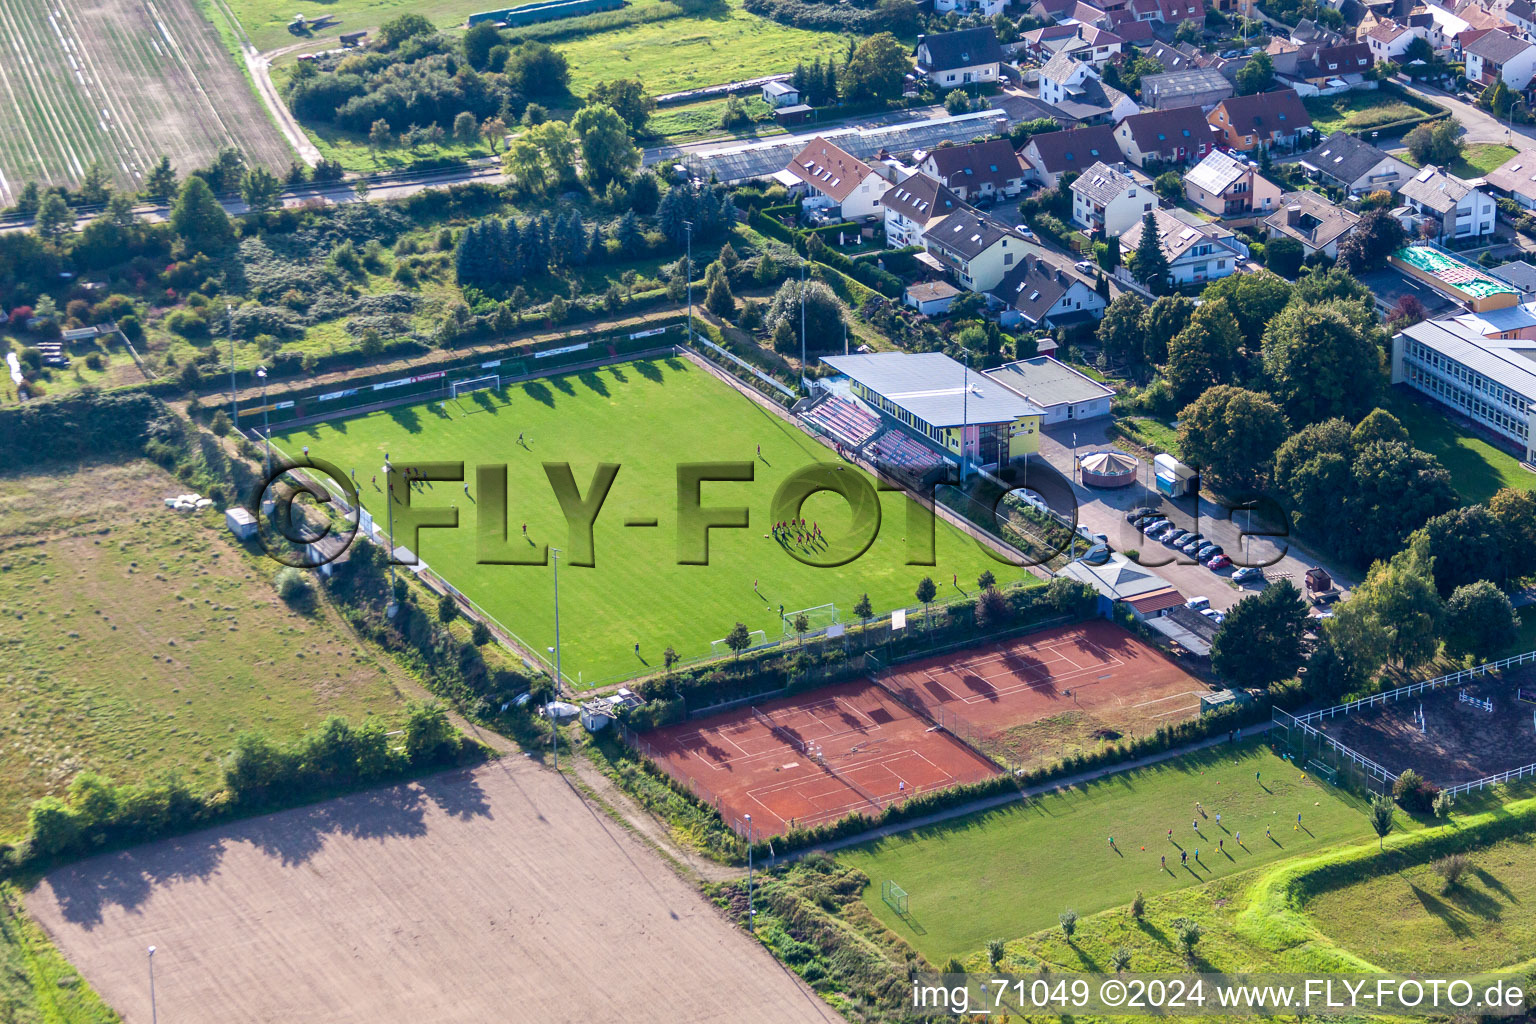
[[782, 603, 837, 634], [711, 630, 768, 655], [450, 374, 501, 399]]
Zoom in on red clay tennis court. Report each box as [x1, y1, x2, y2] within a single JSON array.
[[641, 679, 1000, 837], [877, 620, 1207, 770]]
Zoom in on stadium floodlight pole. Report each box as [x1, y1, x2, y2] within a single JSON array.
[[552, 546, 562, 771], [799, 260, 808, 394], [744, 814, 754, 932], [257, 367, 270, 478], [683, 219, 694, 344], [961, 350, 969, 485], [147, 946, 157, 1024], [227, 305, 238, 432]]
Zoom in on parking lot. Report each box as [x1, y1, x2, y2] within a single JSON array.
[[1032, 423, 1356, 613]]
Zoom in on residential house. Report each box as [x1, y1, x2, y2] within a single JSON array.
[[988, 252, 1107, 328], [1140, 67, 1235, 110], [904, 280, 963, 315], [935, 0, 1009, 15], [785, 137, 891, 220], [882, 173, 963, 247], [1184, 150, 1284, 215], [914, 28, 1005, 89], [1206, 88, 1312, 151], [1017, 124, 1123, 187], [923, 207, 1032, 292], [1263, 191, 1362, 257], [1118, 208, 1247, 287], [1398, 164, 1498, 241], [1465, 29, 1536, 87], [761, 81, 800, 108], [1500, 0, 1536, 41], [1482, 148, 1536, 209], [1274, 41, 1374, 93], [1037, 53, 1141, 124], [1019, 23, 1089, 61], [1489, 259, 1536, 298], [920, 139, 1028, 201], [1421, 4, 1474, 51], [1365, 19, 1425, 60], [1291, 17, 1344, 45], [1144, 40, 1215, 72], [1040, 51, 1097, 104], [1112, 105, 1217, 167], [1070, 160, 1158, 235], [1072, 24, 1128, 66], [1298, 131, 1416, 193]]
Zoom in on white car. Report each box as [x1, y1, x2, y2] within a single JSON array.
[[1186, 596, 1210, 612]]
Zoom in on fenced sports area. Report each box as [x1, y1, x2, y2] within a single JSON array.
[[638, 679, 1001, 836], [1275, 651, 1536, 797], [274, 356, 1031, 684], [872, 620, 1208, 772]]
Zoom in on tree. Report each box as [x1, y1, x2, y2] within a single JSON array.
[[1235, 50, 1273, 94], [663, 646, 680, 670], [1202, 271, 1292, 352], [1443, 580, 1519, 659], [764, 278, 846, 355], [842, 32, 909, 101], [1211, 579, 1310, 687], [1173, 917, 1202, 959], [1488, 486, 1536, 582], [1129, 212, 1169, 294], [724, 621, 752, 657], [1329, 536, 1442, 675], [1164, 297, 1241, 406], [1370, 793, 1395, 849], [170, 176, 232, 253], [977, 569, 996, 590], [1404, 121, 1463, 167], [79, 162, 112, 204], [1174, 17, 1201, 42], [143, 155, 177, 203], [33, 192, 73, 241], [793, 612, 811, 645], [27, 796, 80, 857], [1337, 208, 1407, 274], [379, 12, 435, 48], [437, 591, 458, 622], [854, 593, 873, 627], [1481, 78, 1515, 118], [1264, 235, 1304, 278], [572, 103, 640, 186], [1140, 294, 1192, 365], [1111, 947, 1132, 973], [1153, 171, 1182, 204], [1059, 908, 1078, 940], [462, 20, 503, 70], [403, 700, 455, 764], [1418, 504, 1504, 594], [1261, 302, 1382, 426], [915, 576, 937, 626], [480, 116, 508, 154], [587, 78, 655, 133], [976, 585, 1010, 629], [1176, 385, 1289, 492], [471, 620, 492, 646], [704, 273, 736, 318], [453, 110, 480, 148], [987, 939, 1005, 969], [505, 41, 570, 97], [240, 166, 282, 213]]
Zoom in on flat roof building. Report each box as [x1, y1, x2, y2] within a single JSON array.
[[985, 355, 1115, 424], [1392, 317, 1536, 462], [821, 352, 1043, 467]]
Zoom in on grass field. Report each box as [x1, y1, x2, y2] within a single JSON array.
[[0, 884, 116, 1024], [647, 96, 782, 144], [1303, 91, 1439, 135], [1403, 143, 1519, 180], [1304, 832, 1536, 972], [838, 742, 1376, 962], [273, 357, 1036, 684], [1387, 390, 1536, 504], [0, 0, 290, 201], [0, 460, 409, 837]]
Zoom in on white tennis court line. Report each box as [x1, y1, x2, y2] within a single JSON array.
[[678, 693, 891, 774]]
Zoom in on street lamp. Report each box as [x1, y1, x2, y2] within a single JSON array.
[[744, 813, 755, 932], [800, 260, 809, 394], [551, 546, 562, 771], [683, 219, 694, 344], [257, 366, 270, 478], [227, 305, 238, 433], [147, 946, 157, 1024]]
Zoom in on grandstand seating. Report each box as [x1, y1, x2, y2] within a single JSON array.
[[873, 428, 942, 473], [802, 396, 881, 446]]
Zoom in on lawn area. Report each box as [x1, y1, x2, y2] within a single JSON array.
[[1303, 90, 1439, 134], [274, 357, 1035, 684], [557, 0, 847, 95], [1401, 142, 1519, 180], [227, 0, 493, 51], [1387, 390, 1536, 504], [1116, 415, 1182, 457], [838, 742, 1376, 963], [0, 460, 410, 837], [646, 96, 782, 144], [1304, 832, 1536, 972]]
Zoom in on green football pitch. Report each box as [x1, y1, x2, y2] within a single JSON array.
[[273, 356, 1035, 683], [839, 742, 1377, 963]]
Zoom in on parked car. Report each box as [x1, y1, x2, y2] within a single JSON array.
[[1166, 530, 1193, 546], [1126, 507, 1157, 524], [1207, 554, 1232, 570], [1179, 534, 1205, 554], [1075, 260, 1098, 275], [1232, 566, 1264, 583], [1140, 518, 1170, 534], [1201, 608, 1226, 625], [1145, 522, 1175, 539], [1186, 596, 1211, 612], [1196, 543, 1222, 560], [1014, 223, 1036, 238]]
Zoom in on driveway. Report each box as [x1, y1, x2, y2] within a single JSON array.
[[1032, 421, 1357, 614]]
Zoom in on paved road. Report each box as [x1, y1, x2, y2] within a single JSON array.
[[1034, 421, 1357, 614], [1397, 79, 1535, 148]]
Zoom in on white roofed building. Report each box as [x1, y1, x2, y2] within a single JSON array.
[[1393, 316, 1536, 461]]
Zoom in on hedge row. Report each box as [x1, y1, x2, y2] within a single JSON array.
[[0, 392, 163, 471]]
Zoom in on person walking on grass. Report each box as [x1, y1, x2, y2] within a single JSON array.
[[1236, 831, 1241, 847], [1181, 850, 1187, 865], [1161, 854, 1166, 870]]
